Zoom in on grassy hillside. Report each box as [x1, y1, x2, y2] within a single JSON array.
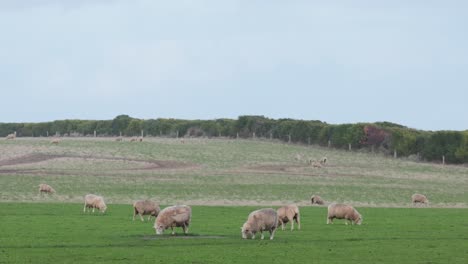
[[0, 203, 467, 264], [0, 137, 466, 207]]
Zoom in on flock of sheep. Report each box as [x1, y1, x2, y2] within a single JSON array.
[[38, 183, 429, 240]]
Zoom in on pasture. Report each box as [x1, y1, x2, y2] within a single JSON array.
[[1, 203, 467, 264], [0, 137, 467, 263], [0, 137, 466, 207]]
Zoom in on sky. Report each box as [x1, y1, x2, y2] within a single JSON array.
[[1, 0, 467, 131]]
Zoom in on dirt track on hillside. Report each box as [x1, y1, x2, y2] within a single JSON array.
[[0, 153, 198, 175]]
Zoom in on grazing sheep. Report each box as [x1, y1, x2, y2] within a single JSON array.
[[83, 194, 107, 213], [412, 193, 428, 206], [50, 138, 60, 144], [311, 195, 324, 205], [241, 208, 278, 240], [133, 200, 160, 222], [138, 137, 143, 142], [319, 157, 328, 165], [115, 137, 123, 142], [38, 183, 55, 194], [277, 205, 301, 231], [154, 205, 191, 235], [327, 203, 362, 225], [5, 133, 16, 140], [130, 137, 137, 142]]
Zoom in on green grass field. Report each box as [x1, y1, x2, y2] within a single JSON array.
[[0, 137, 467, 263], [0, 203, 467, 264]]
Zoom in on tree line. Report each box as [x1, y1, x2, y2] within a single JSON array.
[[1, 115, 467, 164]]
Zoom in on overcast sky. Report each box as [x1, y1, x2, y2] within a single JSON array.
[[1, 1, 467, 131]]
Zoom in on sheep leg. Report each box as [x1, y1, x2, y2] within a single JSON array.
[[92, 207, 95, 213], [290, 217, 294, 231], [270, 228, 277, 240], [83, 204, 87, 213], [260, 231, 265, 240], [327, 217, 332, 224], [171, 227, 175, 235], [281, 221, 284, 231], [182, 223, 189, 234]]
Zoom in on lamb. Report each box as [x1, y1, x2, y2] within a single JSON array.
[[412, 193, 429, 205], [5, 133, 16, 140], [83, 194, 107, 213], [154, 205, 191, 235], [38, 183, 55, 194], [311, 195, 324, 205], [277, 205, 301, 231], [133, 200, 160, 221], [241, 208, 278, 240], [327, 203, 362, 225]]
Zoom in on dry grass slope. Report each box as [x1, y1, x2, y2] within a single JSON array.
[[0, 137, 466, 207]]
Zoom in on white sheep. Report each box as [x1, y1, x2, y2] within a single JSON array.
[[83, 194, 107, 213]]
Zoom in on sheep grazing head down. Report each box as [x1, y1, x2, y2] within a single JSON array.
[[155, 224, 165, 235], [355, 213, 363, 225], [241, 223, 253, 239]]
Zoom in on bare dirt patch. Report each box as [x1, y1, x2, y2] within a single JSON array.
[[0, 153, 198, 174]]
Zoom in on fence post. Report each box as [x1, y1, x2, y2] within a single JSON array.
[[94, 130, 96, 137], [308, 137, 311, 145], [348, 143, 352, 151], [328, 140, 331, 148], [442, 155, 445, 165], [236, 132, 239, 139], [394, 149, 397, 158], [120, 131, 122, 137], [253, 132, 256, 139], [47, 131, 49, 137], [141, 130, 144, 137], [288, 134, 291, 143], [270, 133, 272, 140], [176, 130, 179, 138]]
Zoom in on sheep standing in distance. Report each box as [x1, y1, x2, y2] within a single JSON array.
[[241, 208, 278, 240], [50, 138, 60, 144], [412, 193, 429, 206], [319, 157, 328, 165], [115, 137, 123, 142], [130, 137, 137, 142], [277, 205, 301, 231], [83, 194, 107, 213], [327, 203, 362, 225], [5, 133, 16, 140], [311, 195, 324, 205], [133, 200, 160, 222], [154, 205, 191, 235], [38, 183, 55, 194]]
